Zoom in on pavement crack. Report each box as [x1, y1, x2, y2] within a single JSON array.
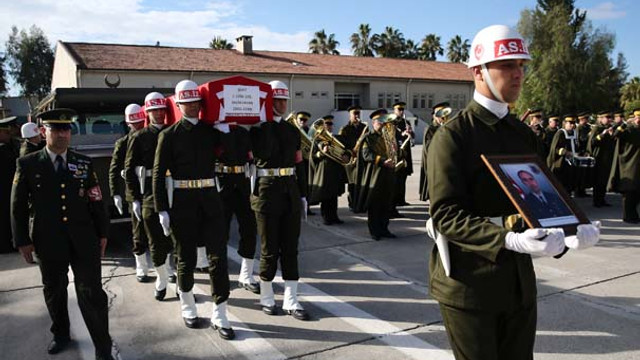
[[537, 269, 640, 300], [101, 258, 121, 311]]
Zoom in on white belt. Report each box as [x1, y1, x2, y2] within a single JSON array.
[[215, 163, 247, 174], [173, 178, 216, 189], [144, 169, 152, 177], [256, 167, 295, 177]]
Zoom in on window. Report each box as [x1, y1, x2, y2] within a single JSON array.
[[311, 91, 319, 99], [335, 93, 361, 110], [294, 91, 304, 99], [427, 94, 434, 109], [320, 91, 329, 99], [412, 94, 419, 109], [378, 93, 385, 108]]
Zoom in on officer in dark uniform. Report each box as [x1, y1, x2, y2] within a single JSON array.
[[544, 115, 560, 155], [213, 122, 259, 294], [339, 105, 366, 211], [295, 111, 315, 215], [547, 115, 578, 194], [19, 122, 45, 157], [296, 111, 311, 134], [124, 92, 176, 301], [10, 109, 114, 360], [356, 109, 397, 240], [1, 116, 20, 253], [527, 109, 546, 145], [588, 111, 616, 207], [419, 102, 449, 202], [109, 104, 149, 282], [608, 109, 640, 223], [251, 80, 309, 321], [574, 111, 593, 197], [392, 101, 414, 208], [153, 80, 233, 339]]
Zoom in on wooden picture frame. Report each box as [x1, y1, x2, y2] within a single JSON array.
[[481, 154, 590, 236]]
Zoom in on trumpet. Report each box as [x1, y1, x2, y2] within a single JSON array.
[[435, 106, 453, 123], [286, 111, 312, 159], [312, 119, 352, 165]]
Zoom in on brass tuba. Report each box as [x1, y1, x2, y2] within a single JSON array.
[[312, 119, 352, 165], [286, 111, 312, 159], [380, 115, 406, 171], [435, 106, 453, 123], [346, 124, 369, 166]]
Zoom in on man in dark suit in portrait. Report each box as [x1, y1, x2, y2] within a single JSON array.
[[517, 169, 570, 219]]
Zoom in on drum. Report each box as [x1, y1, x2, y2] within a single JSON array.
[[573, 156, 595, 168]]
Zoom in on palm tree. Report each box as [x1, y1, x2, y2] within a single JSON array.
[[419, 34, 443, 61], [620, 76, 640, 110], [446, 35, 470, 63], [373, 26, 405, 58], [309, 30, 340, 55], [208, 36, 233, 50], [350, 23, 375, 57], [402, 39, 419, 59]]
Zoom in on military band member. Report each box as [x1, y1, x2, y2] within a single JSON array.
[[109, 104, 149, 282], [588, 111, 616, 207], [124, 92, 176, 301], [426, 25, 599, 360], [574, 111, 592, 197], [153, 80, 233, 338], [250, 80, 310, 321], [213, 122, 260, 294], [309, 115, 348, 225], [547, 115, 578, 194], [11, 109, 114, 359], [527, 109, 546, 144], [339, 105, 366, 211], [608, 109, 640, 223], [419, 102, 449, 202], [295, 111, 315, 216], [544, 115, 560, 154], [392, 101, 414, 207], [19, 122, 45, 157], [1, 116, 19, 253]]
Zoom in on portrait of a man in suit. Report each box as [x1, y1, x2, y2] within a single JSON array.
[[517, 169, 571, 220]]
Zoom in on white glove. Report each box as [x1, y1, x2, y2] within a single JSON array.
[[564, 221, 600, 250], [301, 197, 308, 221], [215, 123, 230, 133], [505, 228, 565, 257], [113, 195, 123, 215], [132, 200, 142, 221], [159, 211, 171, 236]]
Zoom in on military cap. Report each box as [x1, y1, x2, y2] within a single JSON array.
[[529, 109, 542, 117], [596, 110, 612, 117], [369, 108, 388, 121], [376, 113, 398, 124], [322, 114, 334, 121], [613, 109, 624, 117], [347, 105, 362, 112], [577, 111, 591, 119], [634, 108, 640, 117], [548, 115, 560, 122], [38, 108, 77, 130], [432, 101, 450, 114], [393, 101, 406, 109], [563, 114, 577, 123], [0, 116, 17, 130], [296, 111, 311, 121]]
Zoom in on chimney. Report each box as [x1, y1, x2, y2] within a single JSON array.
[[236, 35, 253, 55]]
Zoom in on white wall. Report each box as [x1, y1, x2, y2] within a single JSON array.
[[51, 43, 79, 90]]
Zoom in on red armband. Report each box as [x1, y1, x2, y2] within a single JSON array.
[[88, 185, 103, 201], [294, 150, 303, 163]]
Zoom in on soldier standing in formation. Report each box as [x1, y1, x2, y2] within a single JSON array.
[[109, 104, 150, 282], [11, 109, 114, 359], [588, 111, 616, 207], [250, 80, 310, 321], [392, 101, 413, 208], [547, 115, 578, 194], [124, 92, 176, 301], [544, 115, 560, 155], [19, 122, 45, 157], [153, 80, 234, 338], [1, 116, 19, 253], [527, 109, 546, 146], [419, 102, 449, 202], [426, 25, 599, 360], [339, 105, 366, 211], [574, 112, 592, 197], [295, 111, 315, 216], [608, 109, 640, 223]]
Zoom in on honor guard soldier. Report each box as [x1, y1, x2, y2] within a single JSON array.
[[392, 101, 414, 207], [124, 92, 176, 301], [109, 104, 150, 282], [250, 80, 310, 320], [426, 25, 599, 360], [212, 121, 260, 294], [309, 115, 348, 225], [356, 109, 397, 240], [608, 109, 640, 223], [588, 110, 616, 207], [339, 105, 367, 211], [419, 102, 450, 202], [1, 116, 20, 253], [11, 109, 114, 359], [19, 122, 45, 157], [153, 80, 233, 338]]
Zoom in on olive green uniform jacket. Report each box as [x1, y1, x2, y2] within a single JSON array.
[[354, 130, 395, 213], [419, 124, 440, 201], [587, 124, 616, 189], [19, 140, 45, 158], [339, 121, 367, 185], [608, 125, 640, 193], [308, 137, 347, 204], [109, 133, 132, 198], [427, 100, 546, 311]]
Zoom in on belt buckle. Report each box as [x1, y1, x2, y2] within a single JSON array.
[[279, 168, 286, 176]]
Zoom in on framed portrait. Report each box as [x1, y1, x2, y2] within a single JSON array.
[[481, 154, 590, 235]]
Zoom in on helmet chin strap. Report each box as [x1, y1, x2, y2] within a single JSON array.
[[481, 64, 506, 103]]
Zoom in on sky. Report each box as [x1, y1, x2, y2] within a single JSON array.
[[0, 0, 637, 95]]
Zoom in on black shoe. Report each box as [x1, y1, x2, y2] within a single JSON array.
[[154, 288, 166, 301], [183, 317, 199, 328], [332, 218, 344, 224], [238, 281, 260, 294], [168, 274, 177, 283], [285, 308, 310, 321], [195, 267, 208, 273], [602, 202, 612, 207], [371, 234, 381, 241], [95, 350, 115, 360], [307, 209, 316, 216], [623, 218, 640, 224], [212, 324, 236, 340], [382, 232, 397, 238], [47, 337, 70, 354], [389, 211, 405, 219], [323, 219, 334, 225], [575, 191, 588, 198], [262, 305, 279, 315], [136, 274, 152, 283]]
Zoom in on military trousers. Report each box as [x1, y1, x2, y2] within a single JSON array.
[[439, 302, 536, 360], [622, 191, 640, 221], [321, 197, 339, 222], [129, 203, 148, 256], [367, 187, 393, 237], [142, 205, 174, 267], [255, 196, 301, 282], [394, 172, 408, 205], [38, 234, 112, 355], [220, 175, 258, 260], [170, 192, 229, 304]]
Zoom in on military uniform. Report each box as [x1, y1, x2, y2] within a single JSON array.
[[543, 124, 559, 157], [419, 123, 439, 201], [309, 126, 347, 225], [339, 114, 367, 210], [10, 110, 112, 357], [608, 120, 640, 222], [19, 140, 45, 157], [588, 122, 615, 207], [547, 127, 577, 194], [1, 117, 20, 253], [392, 102, 414, 207], [574, 116, 593, 196]]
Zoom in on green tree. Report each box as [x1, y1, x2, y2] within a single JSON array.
[[350, 24, 375, 57], [446, 35, 470, 63], [5, 25, 54, 98], [208, 36, 233, 49], [373, 26, 405, 58], [0, 53, 7, 95], [620, 77, 640, 111], [308, 30, 340, 55], [402, 39, 420, 59], [419, 34, 443, 61]]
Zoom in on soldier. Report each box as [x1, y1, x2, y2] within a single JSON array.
[[213, 121, 259, 294], [419, 102, 449, 202], [547, 115, 578, 194], [1, 116, 19, 253], [574, 111, 593, 197], [544, 115, 560, 154], [527, 109, 546, 144], [339, 105, 367, 211], [588, 111, 616, 207], [355, 109, 397, 240], [392, 101, 414, 208], [309, 115, 348, 225], [295, 111, 315, 216], [613, 110, 626, 127], [426, 25, 599, 360], [608, 109, 640, 223], [11, 109, 114, 359], [124, 92, 176, 301], [296, 111, 311, 134], [250, 80, 310, 321], [109, 104, 149, 282], [153, 80, 233, 338], [19, 122, 45, 157]]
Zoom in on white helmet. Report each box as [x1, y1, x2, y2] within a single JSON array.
[[467, 25, 531, 68], [21, 122, 40, 138], [174, 80, 201, 103], [144, 92, 167, 110], [269, 80, 290, 99], [124, 103, 146, 123]]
